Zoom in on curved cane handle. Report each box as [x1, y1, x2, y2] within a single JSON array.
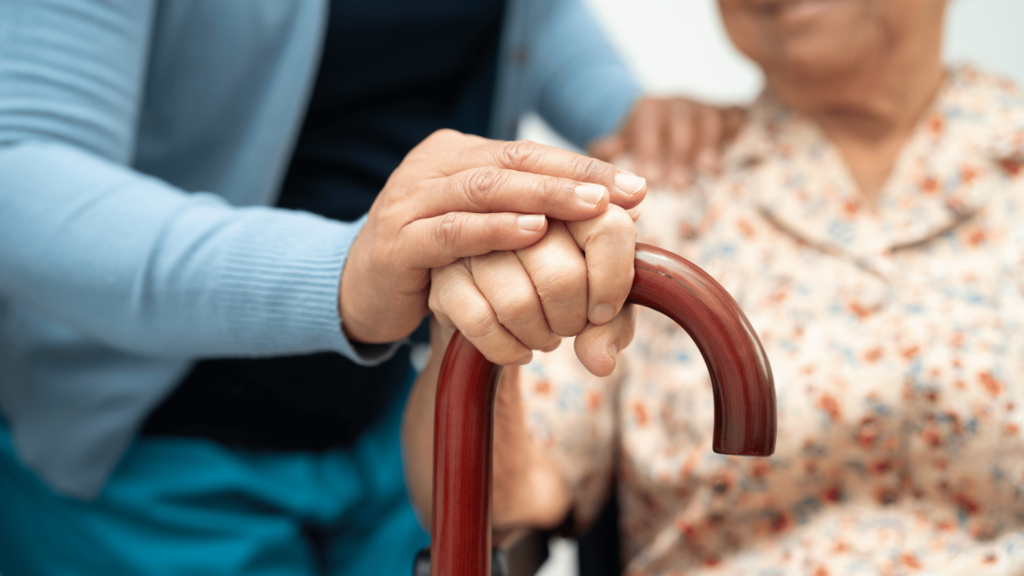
[[431, 243, 776, 576]]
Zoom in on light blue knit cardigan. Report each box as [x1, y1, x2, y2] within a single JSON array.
[[0, 0, 640, 499]]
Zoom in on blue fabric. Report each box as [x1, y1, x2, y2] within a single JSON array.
[[0, 373, 429, 576], [147, 0, 505, 452], [280, 0, 505, 223], [0, 0, 641, 499]]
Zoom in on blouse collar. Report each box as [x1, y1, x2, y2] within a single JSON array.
[[722, 66, 1024, 270]]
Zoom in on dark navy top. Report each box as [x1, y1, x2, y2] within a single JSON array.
[[143, 0, 505, 450]]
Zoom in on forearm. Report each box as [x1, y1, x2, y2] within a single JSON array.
[[402, 329, 444, 528], [0, 0, 394, 362], [401, 320, 571, 530], [0, 141, 382, 360]]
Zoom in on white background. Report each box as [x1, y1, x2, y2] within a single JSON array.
[[529, 1, 1024, 574], [521, 0, 1024, 151]]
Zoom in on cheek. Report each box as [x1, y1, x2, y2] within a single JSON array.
[[718, 4, 776, 69]]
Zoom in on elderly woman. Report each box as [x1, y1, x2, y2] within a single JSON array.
[[405, 0, 1024, 573]]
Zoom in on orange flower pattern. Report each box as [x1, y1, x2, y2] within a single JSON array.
[[520, 67, 1024, 575]]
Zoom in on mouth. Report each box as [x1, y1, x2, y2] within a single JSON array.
[[754, 0, 843, 22]]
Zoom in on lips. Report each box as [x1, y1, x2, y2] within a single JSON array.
[[753, 0, 841, 18]]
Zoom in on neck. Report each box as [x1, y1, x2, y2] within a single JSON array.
[[769, 39, 944, 202]]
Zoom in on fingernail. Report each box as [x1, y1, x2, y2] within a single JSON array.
[[590, 304, 616, 325], [517, 214, 546, 231], [608, 343, 618, 358], [615, 172, 646, 195], [575, 183, 606, 205]]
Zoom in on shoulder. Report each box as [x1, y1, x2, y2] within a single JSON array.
[[935, 66, 1024, 167], [944, 65, 1023, 108]]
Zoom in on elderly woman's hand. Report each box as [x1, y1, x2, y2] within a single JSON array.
[[428, 204, 639, 376], [403, 202, 640, 529], [590, 97, 746, 189]]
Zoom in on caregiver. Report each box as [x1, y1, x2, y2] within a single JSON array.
[[0, 1, 730, 574]]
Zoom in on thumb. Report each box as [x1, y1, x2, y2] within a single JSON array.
[[400, 212, 549, 269], [574, 304, 637, 377]]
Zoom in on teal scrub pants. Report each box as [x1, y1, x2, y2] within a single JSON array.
[[0, 374, 429, 576]]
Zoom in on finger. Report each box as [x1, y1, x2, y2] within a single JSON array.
[[722, 106, 747, 143], [696, 104, 724, 173], [668, 100, 696, 188], [428, 262, 533, 366], [467, 251, 560, 352], [515, 221, 589, 337], [441, 138, 647, 205], [629, 100, 665, 185], [565, 205, 637, 326], [419, 167, 611, 222], [400, 211, 548, 270], [428, 305, 458, 347], [573, 305, 637, 377], [588, 134, 626, 161]]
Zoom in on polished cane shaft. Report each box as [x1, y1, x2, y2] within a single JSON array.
[[431, 243, 777, 576]]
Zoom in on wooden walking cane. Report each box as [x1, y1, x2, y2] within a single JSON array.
[[430, 243, 777, 576]]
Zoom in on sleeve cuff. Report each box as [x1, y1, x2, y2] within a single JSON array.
[[217, 210, 403, 366]]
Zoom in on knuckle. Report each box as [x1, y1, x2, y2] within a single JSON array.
[[636, 98, 658, 116], [461, 308, 501, 341], [501, 139, 543, 170], [464, 167, 504, 205], [418, 129, 450, 152], [427, 289, 442, 316], [570, 155, 608, 184], [584, 206, 637, 239], [428, 128, 460, 143], [433, 212, 464, 254], [427, 266, 454, 312], [604, 205, 638, 231], [536, 263, 586, 304], [492, 289, 533, 327]]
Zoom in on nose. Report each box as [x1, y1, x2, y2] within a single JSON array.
[[430, 242, 777, 576]]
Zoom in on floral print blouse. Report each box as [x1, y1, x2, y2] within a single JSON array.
[[520, 67, 1024, 575]]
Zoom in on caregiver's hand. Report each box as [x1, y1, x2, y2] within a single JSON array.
[[340, 129, 647, 345], [428, 204, 638, 377], [590, 97, 745, 189]]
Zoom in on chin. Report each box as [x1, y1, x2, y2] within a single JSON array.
[[773, 33, 875, 81], [724, 0, 880, 78]]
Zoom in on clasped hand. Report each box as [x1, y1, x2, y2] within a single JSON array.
[[429, 205, 639, 377]]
